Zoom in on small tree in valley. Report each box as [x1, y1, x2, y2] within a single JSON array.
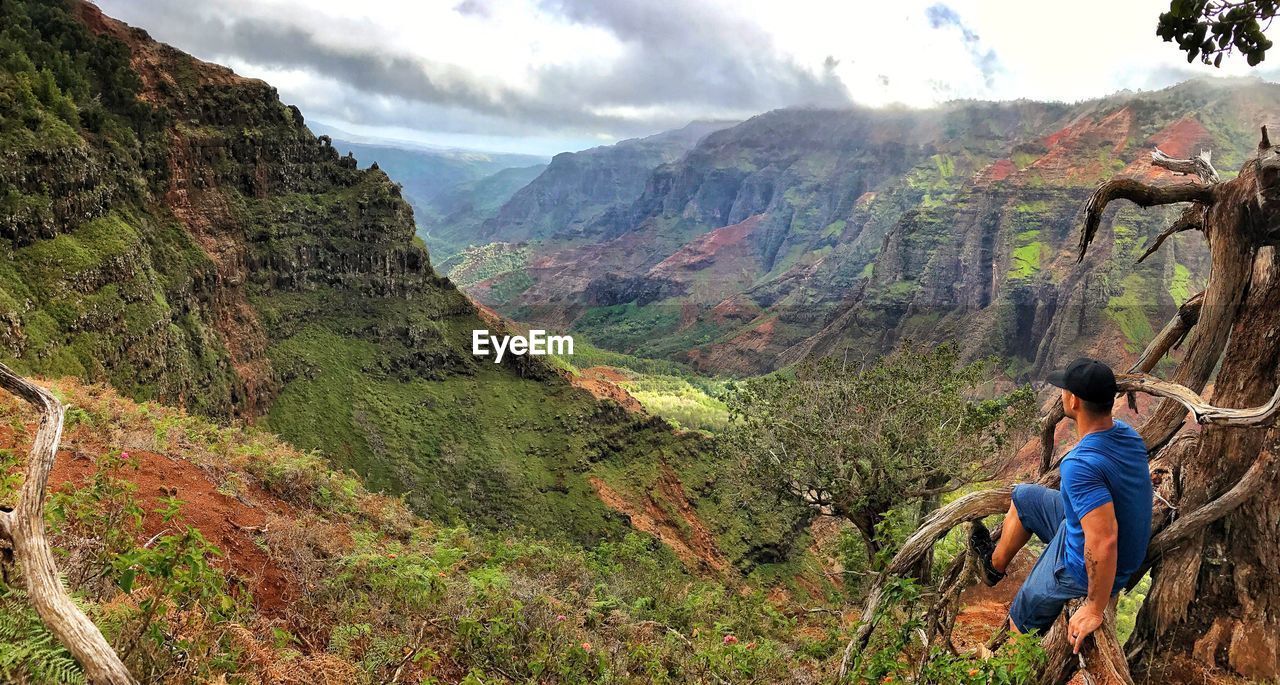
[[724, 343, 1036, 562]]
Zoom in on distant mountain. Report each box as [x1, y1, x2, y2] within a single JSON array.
[[323, 121, 735, 262], [456, 78, 1280, 378], [309, 124, 547, 259], [420, 163, 548, 260], [466, 121, 737, 248]]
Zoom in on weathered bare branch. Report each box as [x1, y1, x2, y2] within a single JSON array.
[[1148, 447, 1277, 557], [924, 552, 972, 650], [839, 487, 1014, 676], [1038, 399, 1067, 475], [0, 363, 135, 684], [1151, 148, 1220, 184], [1117, 372, 1280, 427], [1133, 293, 1202, 373], [1137, 204, 1203, 264], [1078, 180, 1216, 263]]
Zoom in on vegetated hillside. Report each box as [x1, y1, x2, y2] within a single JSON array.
[[462, 80, 1280, 376], [0, 379, 845, 684], [0, 0, 804, 566]]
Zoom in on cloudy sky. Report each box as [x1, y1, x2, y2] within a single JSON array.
[[97, 0, 1273, 155]]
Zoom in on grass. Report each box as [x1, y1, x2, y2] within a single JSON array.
[[1106, 273, 1157, 352], [264, 321, 630, 543], [1169, 262, 1193, 305], [1009, 240, 1044, 280], [620, 375, 729, 433], [551, 340, 730, 433], [0, 379, 833, 684]]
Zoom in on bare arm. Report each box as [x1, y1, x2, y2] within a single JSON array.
[[1068, 502, 1118, 652]]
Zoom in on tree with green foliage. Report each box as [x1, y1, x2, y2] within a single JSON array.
[[723, 344, 1036, 561], [1158, 0, 1277, 66]]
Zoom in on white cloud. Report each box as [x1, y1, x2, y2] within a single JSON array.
[[96, 0, 1273, 153]]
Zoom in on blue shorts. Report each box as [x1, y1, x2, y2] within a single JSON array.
[[1007, 484, 1089, 634]]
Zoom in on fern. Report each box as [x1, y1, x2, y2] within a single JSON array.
[[0, 589, 87, 685]]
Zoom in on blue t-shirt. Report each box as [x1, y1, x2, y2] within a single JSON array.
[[1059, 419, 1151, 591]]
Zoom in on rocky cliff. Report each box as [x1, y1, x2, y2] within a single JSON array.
[[462, 80, 1278, 376]]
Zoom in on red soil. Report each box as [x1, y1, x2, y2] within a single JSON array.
[[952, 554, 1033, 651], [30, 442, 298, 617], [648, 214, 766, 303], [1032, 108, 1134, 184], [568, 366, 644, 412], [651, 215, 763, 274], [708, 295, 762, 324], [976, 158, 1017, 184], [1150, 116, 1213, 159], [589, 464, 730, 575], [686, 316, 777, 372], [1122, 116, 1216, 182]]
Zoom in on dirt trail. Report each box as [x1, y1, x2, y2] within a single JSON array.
[[952, 554, 1031, 651], [44, 447, 295, 617]]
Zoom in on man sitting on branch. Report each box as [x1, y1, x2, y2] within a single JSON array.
[[970, 358, 1152, 652]]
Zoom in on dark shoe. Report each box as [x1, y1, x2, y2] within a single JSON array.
[[970, 520, 1006, 587]]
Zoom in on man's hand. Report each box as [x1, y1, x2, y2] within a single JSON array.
[[1067, 603, 1105, 653]]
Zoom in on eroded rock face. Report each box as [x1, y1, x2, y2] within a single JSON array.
[[463, 80, 1280, 377], [0, 0, 461, 418]]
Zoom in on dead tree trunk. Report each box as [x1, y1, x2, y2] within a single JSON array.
[[1091, 134, 1280, 681], [1126, 255, 1280, 679], [844, 134, 1280, 684], [0, 364, 136, 684]]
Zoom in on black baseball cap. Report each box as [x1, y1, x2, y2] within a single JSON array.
[[1046, 357, 1117, 403]]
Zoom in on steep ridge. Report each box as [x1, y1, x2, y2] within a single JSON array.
[[0, 0, 807, 563], [462, 80, 1280, 376]]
